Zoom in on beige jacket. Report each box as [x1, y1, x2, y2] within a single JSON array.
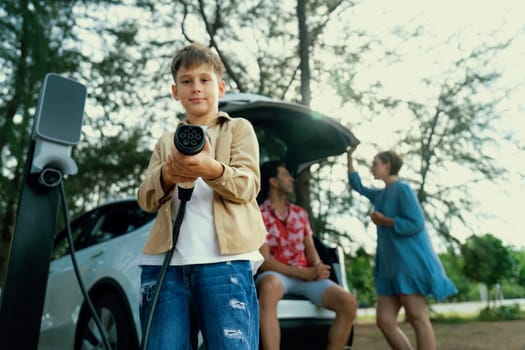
[[137, 112, 267, 255]]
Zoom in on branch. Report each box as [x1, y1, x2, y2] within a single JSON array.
[[198, 0, 245, 91]]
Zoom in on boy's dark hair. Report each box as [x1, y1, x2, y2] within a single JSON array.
[[170, 42, 224, 82], [257, 160, 286, 204], [377, 150, 403, 175]]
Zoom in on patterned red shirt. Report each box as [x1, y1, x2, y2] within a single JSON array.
[[260, 199, 313, 267]]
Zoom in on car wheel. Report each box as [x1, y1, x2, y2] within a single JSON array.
[[75, 293, 138, 350]]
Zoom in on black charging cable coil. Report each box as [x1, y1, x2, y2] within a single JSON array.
[[40, 168, 113, 350], [38, 168, 63, 188]]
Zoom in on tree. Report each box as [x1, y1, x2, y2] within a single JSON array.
[[460, 233, 514, 307], [0, 0, 153, 281], [510, 249, 525, 288], [1, 1, 89, 278], [1, 0, 81, 242], [398, 42, 511, 245], [159, 0, 356, 231], [346, 246, 375, 307], [331, 27, 522, 246], [3, 2, 518, 282], [138, 2, 522, 252], [437, 251, 468, 302]]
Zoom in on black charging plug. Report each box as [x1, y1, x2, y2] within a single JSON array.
[[174, 125, 206, 155], [173, 124, 206, 200]]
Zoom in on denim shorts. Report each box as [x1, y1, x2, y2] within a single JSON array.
[[140, 261, 259, 350], [255, 270, 336, 306]]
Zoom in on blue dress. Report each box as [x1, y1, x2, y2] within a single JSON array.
[[349, 172, 457, 301]]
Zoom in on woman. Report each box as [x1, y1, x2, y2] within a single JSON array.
[[347, 146, 457, 350]]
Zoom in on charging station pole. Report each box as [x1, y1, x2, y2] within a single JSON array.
[[0, 74, 86, 349]]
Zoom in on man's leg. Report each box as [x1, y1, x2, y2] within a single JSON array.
[[399, 294, 436, 350], [321, 285, 357, 350], [256, 274, 285, 350], [376, 295, 413, 350]]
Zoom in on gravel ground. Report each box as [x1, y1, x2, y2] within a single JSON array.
[[351, 320, 525, 349]]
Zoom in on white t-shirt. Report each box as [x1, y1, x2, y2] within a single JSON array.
[[139, 178, 263, 273]]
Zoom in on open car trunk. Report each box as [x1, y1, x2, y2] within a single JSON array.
[[219, 93, 359, 175]]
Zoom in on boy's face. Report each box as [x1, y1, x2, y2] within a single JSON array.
[[171, 63, 225, 124]]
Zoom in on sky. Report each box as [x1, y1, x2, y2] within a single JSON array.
[[310, 0, 525, 251]]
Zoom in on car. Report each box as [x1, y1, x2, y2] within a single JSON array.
[[38, 93, 358, 349], [38, 198, 155, 350]]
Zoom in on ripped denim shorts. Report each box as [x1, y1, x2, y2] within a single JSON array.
[[139, 261, 259, 349]]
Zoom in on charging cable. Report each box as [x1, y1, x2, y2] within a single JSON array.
[[39, 167, 112, 350], [140, 125, 205, 350], [139, 187, 191, 350]]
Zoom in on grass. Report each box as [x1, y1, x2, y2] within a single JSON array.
[[432, 304, 524, 323], [357, 303, 524, 323]]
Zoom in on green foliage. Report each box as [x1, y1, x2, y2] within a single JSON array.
[[430, 313, 477, 324], [478, 304, 522, 321], [431, 305, 524, 323], [0, 0, 157, 280], [510, 249, 525, 286], [1, 0, 523, 300], [328, 18, 519, 248], [346, 246, 375, 307], [461, 233, 515, 305], [1, 0, 85, 248], [345, 243, 524, 305], [140, 1, 523, 254], [65, 127, 151, 217], [437, 252, 467, 302], [501, 283, 525, 300], [443, 245, 525, 301]]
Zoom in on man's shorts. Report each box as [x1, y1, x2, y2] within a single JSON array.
[[255, 270, 336, 306]]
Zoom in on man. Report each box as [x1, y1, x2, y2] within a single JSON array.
[[255, 160, 357, 350]]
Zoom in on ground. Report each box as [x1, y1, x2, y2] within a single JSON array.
[[351, 320, 525, 349]]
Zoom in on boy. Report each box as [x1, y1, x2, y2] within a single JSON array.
[[137, 43, 267, 349]]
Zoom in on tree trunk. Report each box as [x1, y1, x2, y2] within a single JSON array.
[[295, 0, 316, 231]]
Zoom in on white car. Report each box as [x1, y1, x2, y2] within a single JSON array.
[[39, 198, 154, 350], [38, 93, 358, 349]]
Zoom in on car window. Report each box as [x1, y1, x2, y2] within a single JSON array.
[[52, 201, 155, 260]]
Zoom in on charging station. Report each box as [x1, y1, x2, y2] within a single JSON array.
[[0, 74, 86, 349]]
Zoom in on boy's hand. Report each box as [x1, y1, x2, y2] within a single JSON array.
[[195, 139, 224, 180], [166, 139, 223, 183], [162, 148, 197, 191]]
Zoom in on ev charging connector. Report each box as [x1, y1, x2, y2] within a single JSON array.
[[173, 124, 206, 195]]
